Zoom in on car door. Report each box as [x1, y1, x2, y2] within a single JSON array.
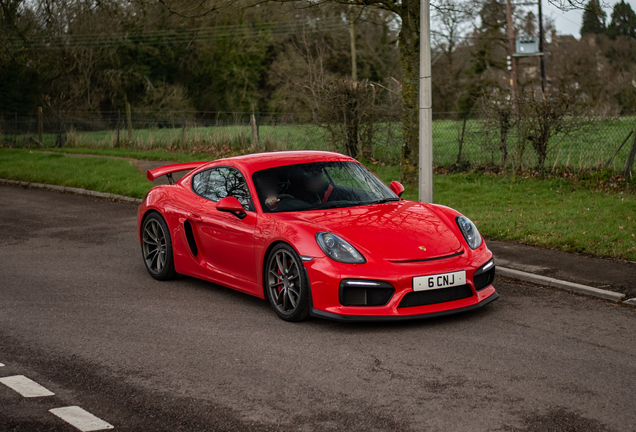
[[190, 166, 257, 283]]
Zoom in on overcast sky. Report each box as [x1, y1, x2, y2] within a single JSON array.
[[543, 0, 636, 38]]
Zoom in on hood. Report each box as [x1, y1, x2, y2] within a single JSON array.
[[286, 201, 462, 261]]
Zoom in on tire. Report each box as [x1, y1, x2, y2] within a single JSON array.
[[141, 212, 177, 281], [265, 244, 310, 322]]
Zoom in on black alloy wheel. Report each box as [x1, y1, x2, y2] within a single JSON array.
[[265, 244, 310, 322], [141, 212, 177, 280]]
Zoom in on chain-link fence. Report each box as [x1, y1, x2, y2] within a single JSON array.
[[1, 110, 635, 175], [431, 112, 636, 175]]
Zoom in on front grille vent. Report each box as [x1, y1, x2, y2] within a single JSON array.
[[340, 280, 394, 307], [474, 268, 495, 291], [398, 285, 473, 308], [473, 260, 495, 291]]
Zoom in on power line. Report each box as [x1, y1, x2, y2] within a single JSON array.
[[5, 17, 352, 50]]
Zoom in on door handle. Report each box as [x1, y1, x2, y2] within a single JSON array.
[[190, 213, 202, 223]]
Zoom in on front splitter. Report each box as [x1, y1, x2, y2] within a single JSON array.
[[310, 292, 499, 322]]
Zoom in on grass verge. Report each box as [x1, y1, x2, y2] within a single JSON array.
[[1, 148, 634, 261], [0, 149, 151, 198], [434, 173, 635, 261], [39, 147, 204, 163]]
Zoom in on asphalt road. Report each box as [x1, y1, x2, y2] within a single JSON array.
[[1, 185, 635, 432]]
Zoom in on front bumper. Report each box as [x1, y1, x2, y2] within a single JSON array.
[[303, 246, 498, 321]]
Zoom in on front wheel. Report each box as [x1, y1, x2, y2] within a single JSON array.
[[265, 244, 310, 322], [141, 212, 177, 280]]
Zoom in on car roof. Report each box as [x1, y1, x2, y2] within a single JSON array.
[[211, 151, 357, 173]]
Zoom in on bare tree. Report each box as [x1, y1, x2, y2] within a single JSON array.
[[316, 79, 377, 157], [516, 88, 579, 169], [431, 0, 477, 113], [479, 91, 517, 165]]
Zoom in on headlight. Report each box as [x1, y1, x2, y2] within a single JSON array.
[[456, 215, 482, 249], [315, 232, 366, 264]]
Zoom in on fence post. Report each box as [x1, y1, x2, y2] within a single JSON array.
[[126, 103, 133, 141], [606, 130, 633, 167], [624, 133, 636, 179], [456, 116, 468, 165], [115, 110, 121, 148], [250, 112, 259, 150], [181, 115, 186, 148], [37, 107, 43, 146], [54, 113, 63, 148]]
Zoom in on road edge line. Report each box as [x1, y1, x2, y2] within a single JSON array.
[[0, 178, 143, 204], [497, 266, 626, 302]]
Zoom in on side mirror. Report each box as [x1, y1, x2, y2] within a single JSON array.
[[216, 197, 247, 219], [390, 181, 405, 198]]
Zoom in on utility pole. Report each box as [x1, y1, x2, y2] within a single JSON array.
[[506, 0, 518, 98], [538, 0, 547, 92], [350, 11, 357, 83], [419, 0, 433, 203]]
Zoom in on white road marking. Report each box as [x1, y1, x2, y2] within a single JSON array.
[[50, 406, 114, 431], [0, 375, 55, 397], [0, 362, 4, 367]]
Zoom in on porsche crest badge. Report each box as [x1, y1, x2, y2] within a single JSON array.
[[418, 246, 427, 252]]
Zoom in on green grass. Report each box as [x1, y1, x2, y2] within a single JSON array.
[[41, 147, 204, 163], [0, 148, 152, 198], [431, 115, 636, 171], [1, 148, 634, 261], [433, 173, 635, 261], [6, 115, 635, 171]]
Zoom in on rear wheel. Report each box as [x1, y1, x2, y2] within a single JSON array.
[[141, 212, 177, 280], [265, 244, 310, 322]]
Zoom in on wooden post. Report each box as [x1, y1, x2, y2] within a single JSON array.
[[624, 133, 636, 179], [250, 112, 259, 150], [115, 110, 121, 148], [126, 103, 133, 141], [54, 113, 63, 148], [37, 107, 43, 146], [181, 115, 186, 148]]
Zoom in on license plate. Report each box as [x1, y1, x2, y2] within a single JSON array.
[[413, 270, 466, 292]]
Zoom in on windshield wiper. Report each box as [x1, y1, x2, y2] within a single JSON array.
[[368, 197, 400, 205]]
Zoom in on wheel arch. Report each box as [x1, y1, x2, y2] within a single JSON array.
[[261, 240, 289, 298], [261, 240, 313, 310], [139, 208, 163, 239]]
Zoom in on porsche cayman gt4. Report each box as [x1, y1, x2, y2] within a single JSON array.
[[138, 151, 498, 322]]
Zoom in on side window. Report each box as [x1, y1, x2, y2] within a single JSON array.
[[192, 170, 211, 196], [192, 167, 253, 211]]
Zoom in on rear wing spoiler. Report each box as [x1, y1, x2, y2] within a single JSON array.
[[147, 162, 207, 184]]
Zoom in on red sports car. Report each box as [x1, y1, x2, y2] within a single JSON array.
[[138, 151, 498, 322]]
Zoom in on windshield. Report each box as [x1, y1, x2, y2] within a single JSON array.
[[253, 161, 399, 213]]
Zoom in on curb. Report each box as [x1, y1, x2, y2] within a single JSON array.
[[497, 266, 627, 303], [0, 178, 143, 204]]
